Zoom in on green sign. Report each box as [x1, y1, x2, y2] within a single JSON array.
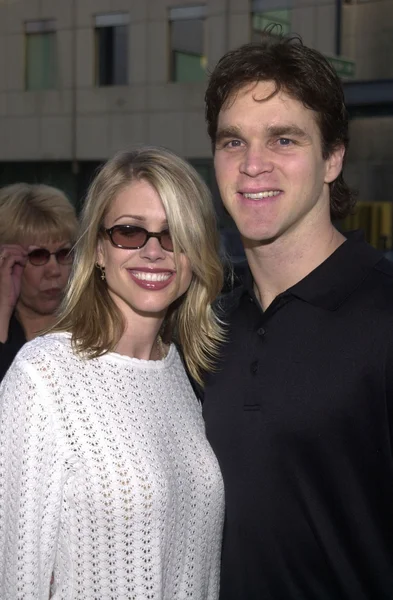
[[326, 55, 356, 79]]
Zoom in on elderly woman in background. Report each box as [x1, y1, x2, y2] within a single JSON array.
[[0, 183, 77, 380], [0, 147, 225, 600]]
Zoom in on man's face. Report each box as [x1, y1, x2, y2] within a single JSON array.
[[213, 80, 344, 247]]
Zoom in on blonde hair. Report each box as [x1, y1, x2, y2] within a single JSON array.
[[54, 147, 225, 385], [0, 183, 77, 244]]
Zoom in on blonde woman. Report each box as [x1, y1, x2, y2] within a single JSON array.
[[0, 183, 77, 381], [0, 147, 225, 600]]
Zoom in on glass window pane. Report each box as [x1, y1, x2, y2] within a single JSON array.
[[42, 33, 56, 88], [96, 27, 113, 85], [173, 52, 206, 83], [95, 25, 128, 86], [26, 32, 56, 90], [113, 25, 128, 85], [170, 18, 205, 82]]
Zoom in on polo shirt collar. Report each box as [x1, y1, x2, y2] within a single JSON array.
[[243, 231, 385, 311]]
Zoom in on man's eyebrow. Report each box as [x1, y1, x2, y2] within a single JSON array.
[[215, 124, 311, 144], [266, 124, 310, 139], [215, 126, 243, 144]]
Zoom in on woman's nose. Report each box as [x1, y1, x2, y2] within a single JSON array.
[[139, 236, 166, 261]]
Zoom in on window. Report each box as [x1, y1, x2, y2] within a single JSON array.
[[95, 13, 129, 86], [25, 20, 56, 90], [169, 5, 206, 83], [251, 2, 291, 40]]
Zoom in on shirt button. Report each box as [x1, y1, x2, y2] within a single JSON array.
[[257, 327, 265, 336], [249, 296, 254, 303], [250, 360, 258, 374]]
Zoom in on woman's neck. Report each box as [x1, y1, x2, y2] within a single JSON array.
[[115, 328, 167, 361]]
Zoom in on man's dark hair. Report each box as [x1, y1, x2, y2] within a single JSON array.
[[205, 33, 356, 220]]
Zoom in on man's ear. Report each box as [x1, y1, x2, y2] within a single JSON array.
[[324, 145, 345, 184]]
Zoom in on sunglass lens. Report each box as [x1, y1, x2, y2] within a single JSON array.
[[160, 231, 174, 251], [28, 248, 50, 265], [113, 226, 147, 248], [57, 248, 74, 264]]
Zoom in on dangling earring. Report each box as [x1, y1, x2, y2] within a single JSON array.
[[96, 262, 106, 281]]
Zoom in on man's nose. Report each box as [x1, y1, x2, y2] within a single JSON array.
[[240, 146, 274, 177]]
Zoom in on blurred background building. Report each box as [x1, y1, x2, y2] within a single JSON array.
[[0, 0, 391, 250]]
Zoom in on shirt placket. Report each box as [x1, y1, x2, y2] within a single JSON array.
[[243, 291, 293, 411]]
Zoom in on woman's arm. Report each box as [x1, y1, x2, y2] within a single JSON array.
[[0, 356, 63, 599]]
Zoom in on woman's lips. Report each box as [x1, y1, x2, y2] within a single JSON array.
[[128, 269, 175, 290], [41, 288, 62, 298]]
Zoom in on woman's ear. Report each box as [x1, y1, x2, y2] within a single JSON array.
[[96, 239, 105, 268]]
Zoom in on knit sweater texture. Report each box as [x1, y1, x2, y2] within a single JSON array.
[[0, 332, 224, 600]]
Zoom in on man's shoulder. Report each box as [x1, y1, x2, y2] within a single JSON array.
[[216, 260, 249, 318], [216, 285, 245, 317], [369, 255, 393, 296], [374, 255, 393, 278], [363, 257, 393, 316], [320, 235, 393, 313]]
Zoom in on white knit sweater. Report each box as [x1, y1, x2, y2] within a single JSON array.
[[0, 333, 224, 600]]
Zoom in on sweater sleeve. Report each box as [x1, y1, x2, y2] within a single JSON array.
[[0, 356, 64, 600]]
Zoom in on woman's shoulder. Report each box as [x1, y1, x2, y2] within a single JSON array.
[[0, 333, 75, 399], [12, 332, 73, 366]]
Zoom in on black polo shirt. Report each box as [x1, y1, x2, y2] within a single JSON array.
[[203, 232, 393, 600]]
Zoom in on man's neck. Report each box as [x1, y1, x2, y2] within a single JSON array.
[[245, 223, 346, 311]]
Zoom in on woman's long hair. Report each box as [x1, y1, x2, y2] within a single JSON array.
[[53, 147, 226, 385]]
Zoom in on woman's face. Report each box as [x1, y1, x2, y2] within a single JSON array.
[[18, 239, 73, 317], [97, 179, 193, 324]]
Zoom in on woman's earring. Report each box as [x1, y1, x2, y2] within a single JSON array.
[[96, 262, 106, 281]]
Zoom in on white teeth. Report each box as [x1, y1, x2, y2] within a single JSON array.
[[243, 191, 280, 199], [132, 271, 171, 282]]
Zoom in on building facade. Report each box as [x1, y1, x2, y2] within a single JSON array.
[[0, 0, 391, 238]]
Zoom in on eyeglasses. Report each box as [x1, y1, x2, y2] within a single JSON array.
[[102, 225, 174, 252], [28, 247, 74, 266]]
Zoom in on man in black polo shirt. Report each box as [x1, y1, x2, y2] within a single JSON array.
[[203, 32, 393, 599]]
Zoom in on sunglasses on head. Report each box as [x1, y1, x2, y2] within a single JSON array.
[[102, 225, 174, 252], [28, 247, 74, 266]]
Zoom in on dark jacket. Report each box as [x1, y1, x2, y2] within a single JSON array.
[[0, 314, 26, 382]]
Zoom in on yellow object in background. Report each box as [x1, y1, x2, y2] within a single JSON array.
[[341, 202, 393, 251]]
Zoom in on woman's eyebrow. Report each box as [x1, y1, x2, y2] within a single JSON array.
[[113, 214, 168, 226]]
